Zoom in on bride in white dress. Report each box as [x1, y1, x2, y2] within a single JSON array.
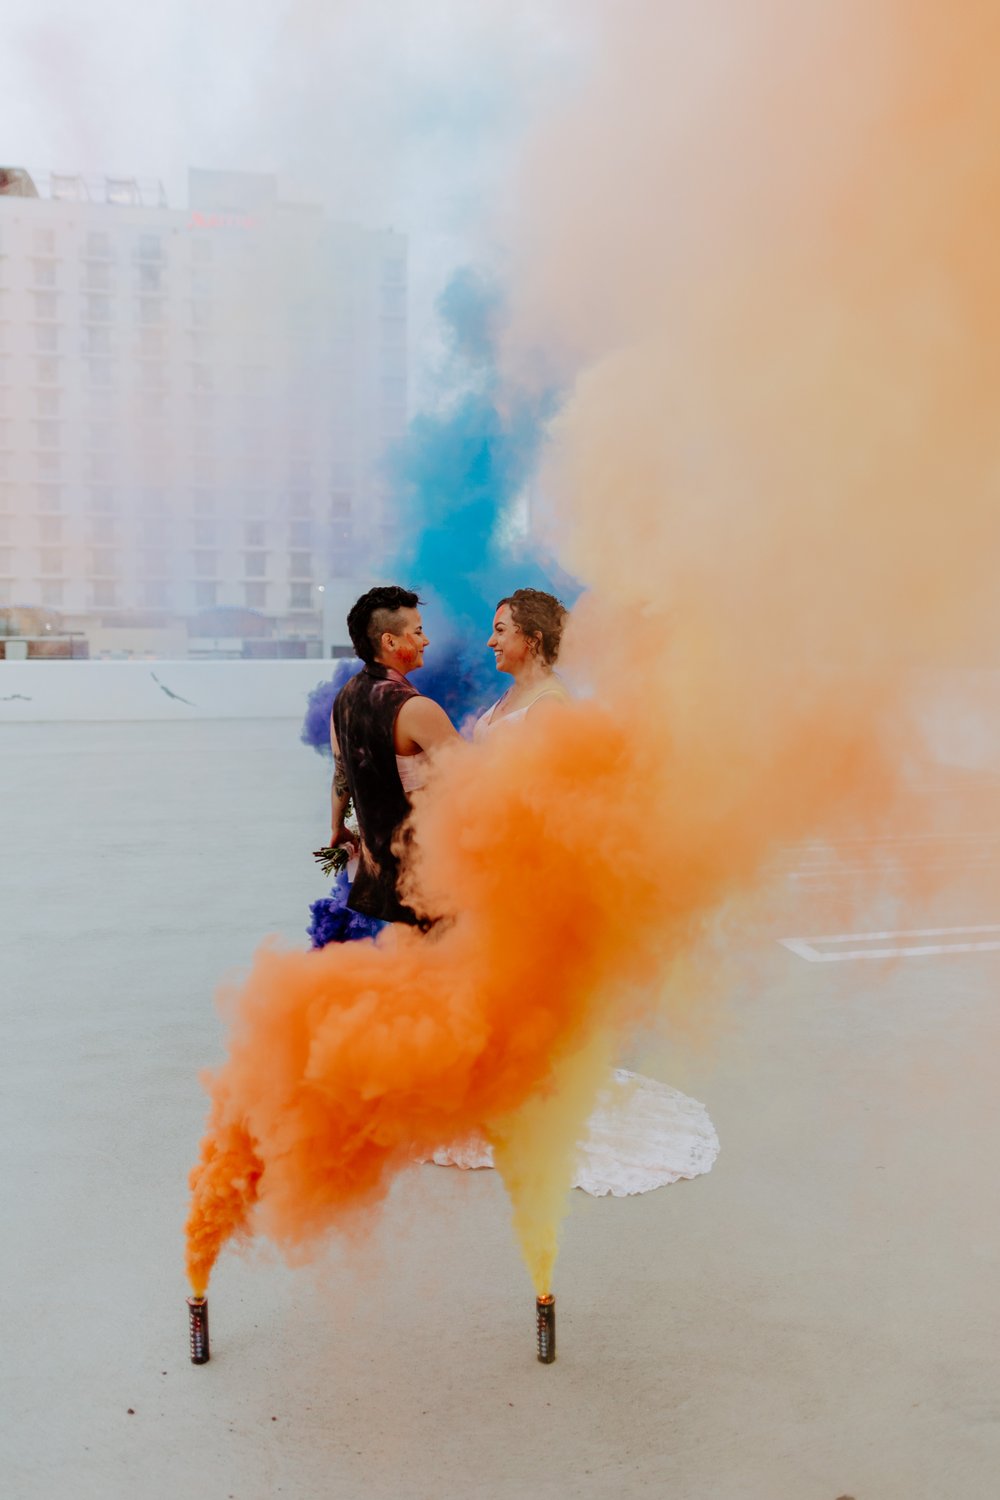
[[424, 589, 719, 1197]]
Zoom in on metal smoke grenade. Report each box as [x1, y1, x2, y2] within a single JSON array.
[[536, 1294, 556, 1363], [187, 1296, 210, 1364]]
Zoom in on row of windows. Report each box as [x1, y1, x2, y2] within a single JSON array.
[[3, 231, 171, 259], [6, 263, 197, 294], [6, 231, 401, 284], [0, 481, 343, 519], [10, 288, 209, 318], [0, 579, 314, 610], [0, 515, 324, 548], [0, 547, 318, 577]]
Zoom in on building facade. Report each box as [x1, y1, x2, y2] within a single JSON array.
[[0, 167, 406, 654]]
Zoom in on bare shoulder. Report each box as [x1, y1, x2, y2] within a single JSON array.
[[527, 680, 572, 718], [396, 694, 459, 752]]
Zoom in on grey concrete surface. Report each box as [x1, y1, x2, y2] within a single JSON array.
[[2, 720, 1000, 1499]]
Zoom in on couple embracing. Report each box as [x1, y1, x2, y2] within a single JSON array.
[[329, 583, 569, 930]]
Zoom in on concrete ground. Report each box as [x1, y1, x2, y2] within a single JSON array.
[[3, 718, 1000, 1499]]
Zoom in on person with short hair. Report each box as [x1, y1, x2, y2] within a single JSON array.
[[330, 585, 458, 925]]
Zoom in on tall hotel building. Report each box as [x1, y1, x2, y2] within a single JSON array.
[[0, 166, 407, 655]]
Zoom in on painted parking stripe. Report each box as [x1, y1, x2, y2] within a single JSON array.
[[779, 923, 1000, 962]]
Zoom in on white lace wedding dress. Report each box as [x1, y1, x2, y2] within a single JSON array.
[[419, 692, 720, 1197], [425, 1068, 719, 1196]]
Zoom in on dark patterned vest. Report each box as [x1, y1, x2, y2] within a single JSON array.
[[332, 663, 420, 924]]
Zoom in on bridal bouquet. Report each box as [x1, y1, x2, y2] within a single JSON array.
[[313, 802, 359, 879], [313, 844, 351, 878]]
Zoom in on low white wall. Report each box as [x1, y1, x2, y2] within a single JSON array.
[[0, 660, 335, 722]]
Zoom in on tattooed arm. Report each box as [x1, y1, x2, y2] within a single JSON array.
[[329, 721, 357, 851]]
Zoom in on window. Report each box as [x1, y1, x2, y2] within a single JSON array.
[[36, 484, 62, 511], [35, 389, 60, 417], [244, 582, 266, 609], [40, 580, 64, 608], [90, 549, 115, 575], [40, 548, 63, 574], [0, 547, 11, 574], [192, 239, 213, 264], [191, 364, 213, 392], [191, 300, 212, 327], [86, 232, 111, 260], [139, 362, 165, 390], [39, 516, 63, 543], [33, 228, 55, 254], [193, 521, 216, 546], [383, 259, 405, 284], [142, 552, 167, 577], [83, 327, 112, 356], [138, 425, 166, 452], [138, 298, 164, 325], [381, 375, 406, 404], [193, 490, 215, 516], [380, 316, 406, 348], [289, 460, 311, 486], [244, 522, 265, 548], [0, 517, 8, 541], [137, 234, 162, 262], [137, 263, 162, 293], [35, 358, 59, 385], [193, 550, 217, 576], [289, 520, 310, 547], [194, 581, 217, 608], [288, 551, 311, 578], [329, 495, 351, 519], [36, 453, 60, 477], [33, 291, 58, 320], [381, 286, 406, 316], [83, 263, 111, 291], [86, 453, 113, 482], [289, 582, 313, 609], [89, 423, 112, 450], [138, 328, 164, 358], [140, 488, 166, 516], [87, 359, 113, 387], [92, 581, 117, 607], [140, 393, 165, 421], [90, 517, 115, 545], [85, 295, 112, 323], [192, 425, 214, 453], [142, 580, 169, 607], [32, 258, 57, 288], [34, 420, 59, 450], [288, 491, 311, 516], [35, 325, 59, 353], [191, 269, 212, 298], [89, 487, 116, 513], [245, 552, 266, 578]]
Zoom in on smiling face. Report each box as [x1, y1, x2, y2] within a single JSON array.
[[487, 602, 533, 677]]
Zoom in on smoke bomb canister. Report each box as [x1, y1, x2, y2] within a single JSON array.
[[187, 1296, 210, 1364], [536, 1294, 556, 1364]]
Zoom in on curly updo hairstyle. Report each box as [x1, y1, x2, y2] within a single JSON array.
[[496, 587, 567, 665]]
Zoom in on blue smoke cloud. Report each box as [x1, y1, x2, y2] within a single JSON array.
[[300, 266, 577, 755]]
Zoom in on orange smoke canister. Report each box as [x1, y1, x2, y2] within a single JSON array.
[[187, 1296, 210, 1365]]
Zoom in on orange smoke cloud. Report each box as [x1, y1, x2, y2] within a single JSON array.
[[187, 2, 1000, 1296]]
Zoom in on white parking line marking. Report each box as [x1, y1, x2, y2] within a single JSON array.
[[779, 923, 1000, 962]]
